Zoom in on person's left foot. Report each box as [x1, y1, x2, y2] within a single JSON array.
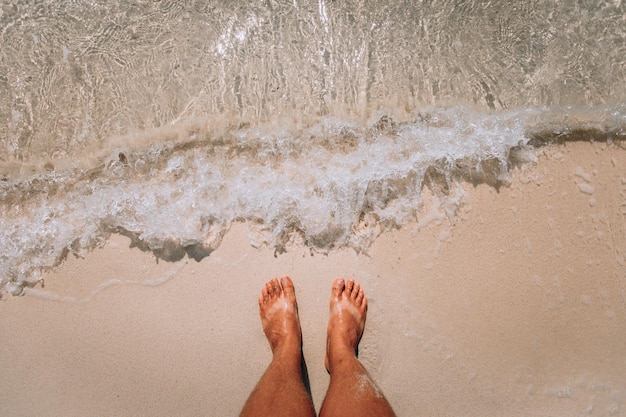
[[258, 276, 302, 358]]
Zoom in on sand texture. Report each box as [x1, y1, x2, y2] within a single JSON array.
[[1, 141, 625, 416]]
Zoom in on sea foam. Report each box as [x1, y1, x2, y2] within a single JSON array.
[[1, 0, 625, 295], [1, 105, 624, 295]]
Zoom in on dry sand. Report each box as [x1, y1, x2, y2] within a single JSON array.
[[1, 141, 625, 416]]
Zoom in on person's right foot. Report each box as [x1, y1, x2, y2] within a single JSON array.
[[325, 277, 368, 372]]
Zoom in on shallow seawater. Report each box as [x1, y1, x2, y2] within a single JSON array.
[[1, 0, 625, 295]]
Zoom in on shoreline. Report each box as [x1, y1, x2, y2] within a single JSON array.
[[1, 141, 625, 416]]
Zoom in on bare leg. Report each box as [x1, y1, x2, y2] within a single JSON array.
[[319, 278, 397, 417], [240, 276, 316, 417]]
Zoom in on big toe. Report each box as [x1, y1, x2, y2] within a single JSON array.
[[280, 276, 295, 297], [331, 277, 345, 298]]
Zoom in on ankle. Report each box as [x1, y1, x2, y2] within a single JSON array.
[[326, 346, 358, 373], [272, 340, 302, 362]]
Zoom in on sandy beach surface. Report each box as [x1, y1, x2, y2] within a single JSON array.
[[1, 141, 625, 417]]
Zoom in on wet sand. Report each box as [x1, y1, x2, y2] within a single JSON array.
[[1, 141, 625, 416]]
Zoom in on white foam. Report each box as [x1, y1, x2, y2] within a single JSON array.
[[0, 106, 624, 295], [575, 167, 592, 182], [578, 183, 595, 195]]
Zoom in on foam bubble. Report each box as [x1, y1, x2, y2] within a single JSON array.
[[578, 183, 595, 195]]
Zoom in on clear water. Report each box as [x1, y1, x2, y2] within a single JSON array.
[[1, 0, 625, 295]]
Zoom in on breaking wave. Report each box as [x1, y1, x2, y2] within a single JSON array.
[[1, 0, 624, 295]]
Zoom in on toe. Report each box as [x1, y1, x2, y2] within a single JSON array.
[[351, 283, 361, 299], [271, 278, 281, 295], [331, 277, 345, 298], [266, 281, 274, 297], [356, 288, 365, 304], [280, 276, 295, 298], [345, 279, 355, 296]]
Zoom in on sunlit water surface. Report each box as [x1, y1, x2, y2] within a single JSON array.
[[1, 0, 624, 294]]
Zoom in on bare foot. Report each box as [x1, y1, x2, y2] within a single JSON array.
[[325, 277, 367, 372], [258, 276, 302, 358]]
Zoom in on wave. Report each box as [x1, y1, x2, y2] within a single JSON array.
[[1, 1, 625, 295], [1, 105, 624, 296]]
